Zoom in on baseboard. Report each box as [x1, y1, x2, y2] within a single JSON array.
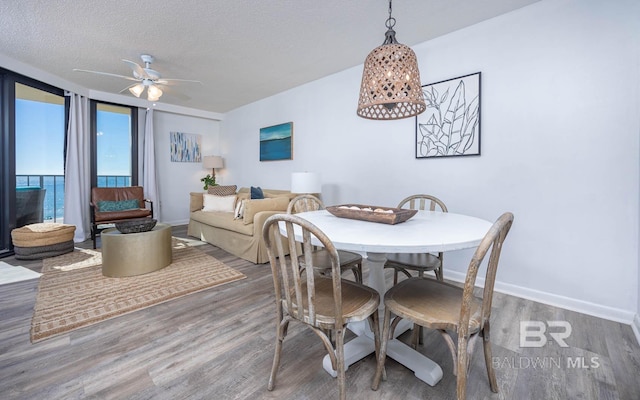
[[632, 314, 640, 346], [445, 270, 636, 325]]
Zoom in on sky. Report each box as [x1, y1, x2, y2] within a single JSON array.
[[259, 122, 292, 141], [15, 99, 131, 177]]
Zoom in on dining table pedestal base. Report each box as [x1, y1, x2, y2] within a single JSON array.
[[321, 252, 444, 386]]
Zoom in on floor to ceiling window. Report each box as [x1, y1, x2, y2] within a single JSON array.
[[92, 102, 138, 188], [0, 71, 66, 257], [15, 83, 66, 223]]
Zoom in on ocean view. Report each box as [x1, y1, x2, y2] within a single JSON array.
[[16, 175, 130, 222]]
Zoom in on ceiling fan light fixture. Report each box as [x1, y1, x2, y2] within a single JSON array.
[[147, 85, 163, 101], [357, 0, 426, 120], [129, 84, 144, 98]]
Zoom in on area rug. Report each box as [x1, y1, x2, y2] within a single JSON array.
[[31, 239, 246, 343], [0, 261, 41, 285]]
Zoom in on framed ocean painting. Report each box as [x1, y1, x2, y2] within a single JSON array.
[[260, 122, 293, 161]]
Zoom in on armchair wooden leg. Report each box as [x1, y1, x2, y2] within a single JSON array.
[[91, 225, 97, 249]]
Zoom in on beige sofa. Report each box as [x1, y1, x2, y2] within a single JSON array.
[[188, 187, 296, 263]]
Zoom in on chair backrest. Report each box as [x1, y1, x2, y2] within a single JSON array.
[[458, 212, 514, 338], [287, 194, 324, 214], [397, 194, 448, 212], [263, 213, 343, 329], [91, 186, 145, 209]]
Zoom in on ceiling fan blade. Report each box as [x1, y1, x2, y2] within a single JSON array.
[[119, 83, 140, 93], [73, 69, 138, 81], [158, 85, 191, 101], [122, 59, 148, 79], [156, 78, 202, 85]]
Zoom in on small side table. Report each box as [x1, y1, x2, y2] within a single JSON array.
[[102, 223, 172, 277]]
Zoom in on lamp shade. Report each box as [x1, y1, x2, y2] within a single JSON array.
[[291, 172, 321, 194], [357, 42, 426, 120], [129, 84, 145, 98], [356, 0, 426, 120], [147, 85, 163, 101], [203, 156, 224, 169]]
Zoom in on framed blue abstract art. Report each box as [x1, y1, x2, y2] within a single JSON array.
[[260, 122, 293, 161], [170, 131, 202, 162]]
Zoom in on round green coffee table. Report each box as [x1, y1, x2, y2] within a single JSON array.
[[101, 223, 172, 277]]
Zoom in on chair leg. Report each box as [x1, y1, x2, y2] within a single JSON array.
[[372, 308, 392, 390], [482, 322, 499, 393], [456, 335, 469, 400], [439, 330, 458, 376], [335, 328, 346, 400], [410, 269, 424, 347], [435, 266, 444, 281], [268, 319, 289, 391], [353, 263, 363, 284]]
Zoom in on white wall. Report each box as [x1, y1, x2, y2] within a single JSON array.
[[154, 111, 220, 225], [221, 0, 640, 322]]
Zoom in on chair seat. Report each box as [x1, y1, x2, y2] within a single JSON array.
[[385, 252, 441, 271], [384, 277, 482, 333], [94, 209, 152, 223], [299, 248, 361, 267], [284, 278, 379, 328], [298, 249, 362, 281]]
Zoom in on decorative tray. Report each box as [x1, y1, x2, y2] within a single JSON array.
[[326, 204, 417, 225], [115, 218, 157, 234]]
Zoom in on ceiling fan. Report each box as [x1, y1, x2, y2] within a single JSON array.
[[73, 54, 201, 101]]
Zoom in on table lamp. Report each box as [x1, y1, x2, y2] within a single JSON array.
[[203, 156, 224, 184]]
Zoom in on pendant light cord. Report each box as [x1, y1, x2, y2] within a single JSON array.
[[385, 0, 396, 30], [383, 0, 398, 45]]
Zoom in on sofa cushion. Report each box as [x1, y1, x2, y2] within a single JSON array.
[[191, 210, 254, 235], [208, 185, 237, 196], [97, 199, 140, 212], [250, 186, 264, 199], [243, 197, 289, 225], [202, 194, 236, 212]]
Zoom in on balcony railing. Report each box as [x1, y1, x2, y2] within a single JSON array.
[[16, 175, 131, 222]]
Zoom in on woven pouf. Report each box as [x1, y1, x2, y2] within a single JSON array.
[[11, 223, 76, 260]]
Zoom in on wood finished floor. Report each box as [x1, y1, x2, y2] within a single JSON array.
[[1, 225, 639, 399]]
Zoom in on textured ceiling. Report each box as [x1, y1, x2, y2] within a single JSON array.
[[0, 0, 538, 114]]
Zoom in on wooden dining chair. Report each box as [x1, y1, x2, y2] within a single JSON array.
[[263, 213, 381, 400], [384, 194, 448, 284], [384, 194, 448, 347], [288, 195, 363, 283], [372, 212, 514, 400]]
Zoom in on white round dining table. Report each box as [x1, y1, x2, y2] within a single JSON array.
[[285, 209, 493, 386]]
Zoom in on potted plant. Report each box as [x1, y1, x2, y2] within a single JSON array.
[[200, 174, 217, 190]]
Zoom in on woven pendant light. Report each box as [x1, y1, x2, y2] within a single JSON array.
[[357, 0, 426, 120]]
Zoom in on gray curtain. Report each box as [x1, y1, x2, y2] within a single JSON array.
[[63, 93, 91, 242], [142, 108, 161, 221]]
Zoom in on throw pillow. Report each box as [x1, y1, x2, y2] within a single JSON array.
[[208, 185, 237, 196], [234, 199, 246, 220], [97, 199, 140, 212], [202, 194, 237, 212], [250, 186, 264, 199], [242, 197, 289, 224]]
